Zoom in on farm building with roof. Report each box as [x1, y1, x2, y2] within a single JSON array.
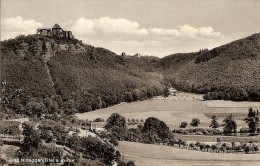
[[90, 122, 107, 132]]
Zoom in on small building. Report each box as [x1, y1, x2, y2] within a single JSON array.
[[169, 87, 177, 96], [36, 28, 51, 36], [240, 128, 250, 133], [23, 121, 41, 130], [90, 122, 107, 132]]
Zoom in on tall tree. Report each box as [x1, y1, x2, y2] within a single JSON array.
[[209, 115, 219, 128], [223, 114, 237, 135], [105, 113, 127, 140], [105, 113, 126, 130], [244, 108, 259, 133], [20, 123, 40, 156]]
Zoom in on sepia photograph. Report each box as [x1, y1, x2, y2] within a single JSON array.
[[0, 0, 260, 165]]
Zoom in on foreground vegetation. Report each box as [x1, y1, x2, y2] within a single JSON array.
[[95, 108, 259, 154], [0, 116, 136, 166], [0, 106, 259, 165]]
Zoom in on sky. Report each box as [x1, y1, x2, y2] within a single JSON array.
[[1, 0, 260, 57]]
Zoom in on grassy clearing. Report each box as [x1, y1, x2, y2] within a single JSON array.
[[76, 92, 209, 129], [76, 93, 260, 130], [174, 134, 260, 142], [0, 121, 21, 134], [76, 99, 210, 128], [117, 141, 260, 166], [0, 145, 19, 162], [205, 100, 260, 108]]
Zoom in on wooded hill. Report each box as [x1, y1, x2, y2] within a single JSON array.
[[161, 33, 260, 101], [0, 34, 163, 118], [0, 33, 259, 118]]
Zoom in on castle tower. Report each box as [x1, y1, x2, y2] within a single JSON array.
[[52, 24, 63, 37], [67, 31, 74, 38]]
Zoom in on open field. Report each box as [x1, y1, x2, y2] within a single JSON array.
[[76, 99, 210, 129], [174, 134, 260, 142], [204, 102, 260, 120], [76, 92, 260, 165], [76, 92, 260, 129], [0, 145, 20, 164], [205, 100, 260, 108], [117, 141, 260, 166]]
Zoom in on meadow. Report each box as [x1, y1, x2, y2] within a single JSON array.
[[117, 141, 260, 166], [76, 92, 260, 165], [76, 92, 260, 129]]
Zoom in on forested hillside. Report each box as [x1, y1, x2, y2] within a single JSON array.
[[161, 33, 260, 101], [48, 51, 163, 113], [0, 34, 163, 119], [1, 33, 260, 119]]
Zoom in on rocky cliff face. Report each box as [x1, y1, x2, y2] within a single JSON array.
[[15, 42, 29, 57], [12, 37, 88, 63], [2, 35, 90, 104]]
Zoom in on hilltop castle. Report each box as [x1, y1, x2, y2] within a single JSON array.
[[36, 24, 74, 39]]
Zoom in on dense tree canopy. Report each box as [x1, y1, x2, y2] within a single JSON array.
[[162, 33, 260, 101], [143, 117, 171, 140], [1, 34, 164, 119], [223, 114, 237, 135]]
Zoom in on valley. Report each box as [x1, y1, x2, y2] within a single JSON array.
[[0, 24, 260, 166]]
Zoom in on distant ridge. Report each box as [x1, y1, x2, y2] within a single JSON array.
[[195, 33, 260, 63], [160, 33, 260, 101]]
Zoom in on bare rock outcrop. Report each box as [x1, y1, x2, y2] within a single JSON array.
[[15, 41, 29, 57], [42, 41, 54, 63], [31, 40, 43, 56], [58, 44, 69, 51]]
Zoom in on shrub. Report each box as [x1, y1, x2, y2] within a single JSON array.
[[93, 118, 104, 122], [190, 118, 200, 127], [110, 137, 119, 146], [254, 146, 259, 152], [180, 121, 188, 128], [0, 140, 4, 146]]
